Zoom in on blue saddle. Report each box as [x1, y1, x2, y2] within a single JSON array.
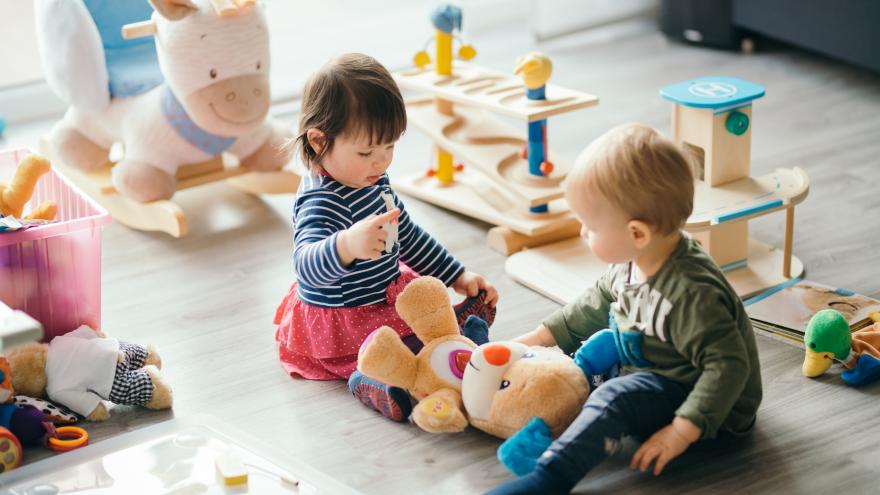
[[83, 0, 164, 99]]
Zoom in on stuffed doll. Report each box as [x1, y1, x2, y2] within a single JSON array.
[[4, 326, 172, 421], [0, 154, 57, 222], [36, 0, 292, 203]]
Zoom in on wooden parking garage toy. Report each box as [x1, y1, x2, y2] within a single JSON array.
[[505, 77, 810, 302]]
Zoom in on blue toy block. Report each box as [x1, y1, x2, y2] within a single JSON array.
[[660, 77, 765, 111]]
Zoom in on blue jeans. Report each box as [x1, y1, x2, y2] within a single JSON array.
[[536, 371, 701, 486]]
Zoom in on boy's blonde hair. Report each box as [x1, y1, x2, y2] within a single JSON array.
[[566, 124, 694, 235]]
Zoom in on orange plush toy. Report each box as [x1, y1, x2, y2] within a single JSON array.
[[0, 154, 57, 221]]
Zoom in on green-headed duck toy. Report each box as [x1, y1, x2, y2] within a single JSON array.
[[803, 309, 880, 386]]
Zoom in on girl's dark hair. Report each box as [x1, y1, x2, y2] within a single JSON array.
[[293, 53, 407, 168]]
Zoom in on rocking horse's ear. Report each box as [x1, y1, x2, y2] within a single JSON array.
[[149, 0, 198, 21]]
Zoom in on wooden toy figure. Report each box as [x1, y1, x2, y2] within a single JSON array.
[[413, 4, 476, 185], [514, 52, 554, 213]]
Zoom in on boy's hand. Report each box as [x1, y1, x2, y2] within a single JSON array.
[[337, 209, 399, 265], [630, 416, 701, 475], [452, 271, 499, 306]]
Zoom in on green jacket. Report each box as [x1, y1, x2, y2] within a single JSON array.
[[544, 234, 762, 439]]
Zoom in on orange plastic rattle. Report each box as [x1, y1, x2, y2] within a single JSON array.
[[47, 426, 88, 453]]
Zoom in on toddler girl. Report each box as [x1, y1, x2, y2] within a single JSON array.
[[275, 53, 498, 421]]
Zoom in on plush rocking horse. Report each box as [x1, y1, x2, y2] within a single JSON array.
[[35, 0, 299, 236]]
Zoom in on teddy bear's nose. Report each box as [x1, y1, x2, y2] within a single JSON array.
[[483, 344, 511, 366]]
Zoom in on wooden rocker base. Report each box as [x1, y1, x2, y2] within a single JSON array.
[[394, 167, 576, 238], [42, 140, 300, 237], [506, 236, 804, 304]]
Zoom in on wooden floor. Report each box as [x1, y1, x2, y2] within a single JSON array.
[[6, 16, 880, 495]]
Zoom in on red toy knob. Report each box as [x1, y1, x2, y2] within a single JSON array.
[[455, 163, 464, 172], [540, 161, 554, 175], [521, 147, 528, 160], [426, 169, 436, 178]]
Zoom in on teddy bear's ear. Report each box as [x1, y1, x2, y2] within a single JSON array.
[[395, 277, 459, 342], [357, 326, 418, 390]]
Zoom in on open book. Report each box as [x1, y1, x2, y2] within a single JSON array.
[[745, 279, 880, 344]]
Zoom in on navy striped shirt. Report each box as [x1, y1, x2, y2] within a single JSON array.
[[293, 173, 464, 307]]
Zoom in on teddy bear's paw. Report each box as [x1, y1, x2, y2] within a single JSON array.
[[86, 402, 111, 422], [497, 417, 553, 476], [49, 123, 109, 171], [144, 365, 173, 410], [412, 396, 468, 433], [144, 345, 162, 370]]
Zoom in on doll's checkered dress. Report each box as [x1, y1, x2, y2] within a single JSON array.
[[108, 342, 154, 405]]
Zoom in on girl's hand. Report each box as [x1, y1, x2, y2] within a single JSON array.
[[452, 271, 499, 306], [337, 209, 399, 266]]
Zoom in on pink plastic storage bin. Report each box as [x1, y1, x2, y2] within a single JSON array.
[[0, 148, 111, 341]]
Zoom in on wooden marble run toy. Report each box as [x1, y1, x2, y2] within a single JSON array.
[[506, 77, 810, 302], [393, 4, 599, 255]]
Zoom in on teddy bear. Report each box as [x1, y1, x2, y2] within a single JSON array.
[[0, 355, 55, 447], [0, 154, 57, 222], [357, 276, 595, 440], [4, 325, 172, 421]]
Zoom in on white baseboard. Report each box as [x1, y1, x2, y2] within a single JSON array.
[[0, 81, 66, 125]]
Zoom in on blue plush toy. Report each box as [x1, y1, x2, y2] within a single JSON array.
[[497, 316, 650, 476]]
